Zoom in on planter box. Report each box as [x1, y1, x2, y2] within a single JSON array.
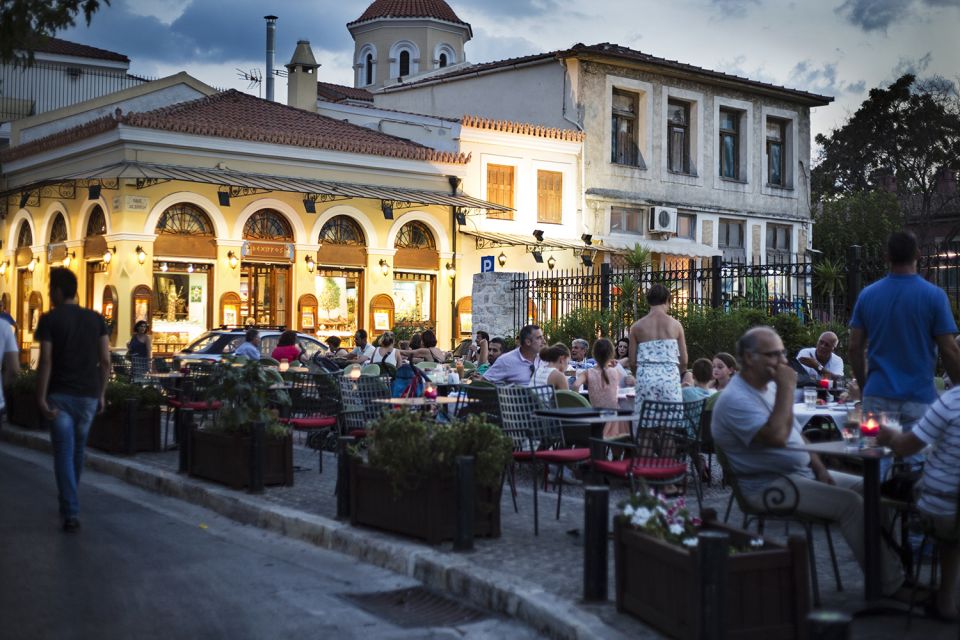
[[188, 429, 293, 490], [614, 515, 809, 640], [350, 461, 501, 545], [6, 387, 43, 430], [87, 404, 162, 454]]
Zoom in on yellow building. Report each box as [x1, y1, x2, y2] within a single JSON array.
[[0, 74, 506, 362]]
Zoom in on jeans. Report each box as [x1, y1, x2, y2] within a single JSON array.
[[47, 393, 99, 518]]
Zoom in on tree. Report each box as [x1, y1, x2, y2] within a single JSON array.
[[812, 73, 960, 244], [812, 191, 904, 262], [1, 0, 109, 64], [317, 277, 341, 320]]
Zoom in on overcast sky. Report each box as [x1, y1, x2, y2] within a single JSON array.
[[58, 0, 960, 147]]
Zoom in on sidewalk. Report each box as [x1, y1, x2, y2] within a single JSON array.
[[2, 423, 954, 639]]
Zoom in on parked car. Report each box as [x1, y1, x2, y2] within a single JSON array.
[[174, 328, 329, 368]]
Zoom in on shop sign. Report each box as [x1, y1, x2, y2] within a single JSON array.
[[126, 196, 150, 211], [241, 241, 294, 262]]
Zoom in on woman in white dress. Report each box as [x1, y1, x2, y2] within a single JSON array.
[[529, 343, 571, 391], [628, 284, 688, 409]]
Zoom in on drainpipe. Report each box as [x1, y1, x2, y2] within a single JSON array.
[[448, 175, 461, 348], [264, 15, 277, 102]]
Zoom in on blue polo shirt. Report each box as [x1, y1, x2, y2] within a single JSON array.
[[850, 273, 957, 404]]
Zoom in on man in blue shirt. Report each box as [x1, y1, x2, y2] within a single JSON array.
[[234, 328, 262, 360], [849, 231, 960, 431], [482, 324, 544, 385]]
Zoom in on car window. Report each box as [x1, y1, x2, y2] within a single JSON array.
[[260, 336, 278, 356], [221, 337, 244, 354], [299, 337, 326, 361], [185, 333, 227, 353]]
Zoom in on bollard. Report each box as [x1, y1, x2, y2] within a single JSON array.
[[336, 436, 356, 520], [249, 420, 265, 494], [454, 456, 475, 552], [806, 611, 851, 640], [124, 398, 138, 454], [583, 486, 609, 602], [178, 408, 194, 473], [698, 530, 729, 640]]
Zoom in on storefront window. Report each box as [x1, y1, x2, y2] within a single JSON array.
[[152, 263, 211, 355], [314, 268, 361, 347], [393, 272, 434, 324]]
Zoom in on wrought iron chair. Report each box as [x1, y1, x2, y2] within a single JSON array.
[[128, 355, 151, 384], [715, 446, 843, 607], [279, 371, 342, 473], [590, 399, 704, 507], [338, 374, 390, 441], [164, 361, 223, 448], [496, 384, 591, 535]]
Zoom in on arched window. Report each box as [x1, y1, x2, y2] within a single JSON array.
[[438, 53, 448, 68], [399, 50, 410, 77], [17, 221, 32, 248], [319, 216, 365, 246], [86, 205, 106, 236], [156, 203, 214, 236], [49, 214, 67, 243], [389, 41, 419, 79], [365, 53, 374, 85], [396, 221, 435, 250], [243, 209, 293, 241], [434, 43, 456, 70]]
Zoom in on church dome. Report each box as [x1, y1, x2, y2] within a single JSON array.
[[348, 0, 469, 27]]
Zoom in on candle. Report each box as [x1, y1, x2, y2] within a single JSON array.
[[278, 359, 289, 372], [818, 378, 830, 389], [860, 415, 879, 447], [348, 367, 361, 379], [424, 383, 438, 400]]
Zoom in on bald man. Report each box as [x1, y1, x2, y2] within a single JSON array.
[[796, 331, 843, 380]]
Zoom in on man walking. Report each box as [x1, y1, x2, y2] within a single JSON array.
[[849, 231, 960, 431], [36, 268, 110, 532]]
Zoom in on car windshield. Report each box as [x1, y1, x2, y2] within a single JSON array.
[[183, 333, 226, 353]]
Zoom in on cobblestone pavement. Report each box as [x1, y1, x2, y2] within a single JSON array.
[[14, 418, 960, 639]]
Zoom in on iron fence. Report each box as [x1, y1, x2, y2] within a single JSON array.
[[511, 243, 960, 338], [1, 61, 150, 122]]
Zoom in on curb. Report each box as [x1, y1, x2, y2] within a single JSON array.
[[0, 426, 628, 640]]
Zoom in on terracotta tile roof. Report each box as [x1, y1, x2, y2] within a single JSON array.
[[316, 82, 374, 103], [461, 115, 584, 142], [30, 35, 129, 63], [349, 0, 468, 27], [1, 90, 469, 164], [382, 43, 833, 106]]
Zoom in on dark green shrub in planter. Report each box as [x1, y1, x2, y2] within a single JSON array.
[[6, 370, 41, 429], [88, 380, 164, 453], [352, 411, 512, 544]]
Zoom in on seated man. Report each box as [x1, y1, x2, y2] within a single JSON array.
[[797, 331, 844, 380], [347, 329, 375, 364], [475, 336, 503, 376], [234, 328, 261, 359], [712, 326, 906, 598], [570, 338, 596, 369], [879, 386, 960, 620], [682, 357, 715, 402], [483, 324, 543, 385]]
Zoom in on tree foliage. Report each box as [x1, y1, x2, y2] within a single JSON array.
[[811, 73, 960, 243], [812, 190, 904, 262], [1, 0, 109, 64]]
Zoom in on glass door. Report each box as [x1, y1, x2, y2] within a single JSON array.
[[241, 264, 290, 328]]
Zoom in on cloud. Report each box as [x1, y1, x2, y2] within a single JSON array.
[[892, 51, 933, 76], [787, 60, 866, 96], [836, 0, 960, 32], [459, 0, 564, 19], [466, 28, 543, 64], [715, 55, 780, 86], [709, 0, 761, 18]]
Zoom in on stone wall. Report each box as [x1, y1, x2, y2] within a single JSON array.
[[471, 271, 518, 339]]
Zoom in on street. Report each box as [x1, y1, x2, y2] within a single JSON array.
[[0, 443, 539, 640]]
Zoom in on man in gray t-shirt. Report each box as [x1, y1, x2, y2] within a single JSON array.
[[712, 326, 905, 598]]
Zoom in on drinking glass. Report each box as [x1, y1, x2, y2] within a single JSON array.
[[803, 388, 817, 409], [841, 423, 860, 450], [880, 411, 902, 433]]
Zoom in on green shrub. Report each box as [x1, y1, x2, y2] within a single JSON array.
[[206, 357, 290, 439], [104, 379, 164, 409]]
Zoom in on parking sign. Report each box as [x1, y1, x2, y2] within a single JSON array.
[[481, 255, 495, 273]]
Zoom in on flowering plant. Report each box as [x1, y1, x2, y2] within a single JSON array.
[[619, 488, 702, 548]]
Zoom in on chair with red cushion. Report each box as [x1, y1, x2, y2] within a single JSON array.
[[338, 374, 390, 442], [164, 362, 223, 447], [496, 384, 591, 535], [279, 370, 342, 473], [590, 399, 702, 507]]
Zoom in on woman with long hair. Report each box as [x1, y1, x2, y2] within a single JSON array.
[[530, 343, 571, 391], [271, 329, 303, 363], [615, 337, 630, 368], [628, 284, 688, 408], [575, 338, 632, 438], [711, 352, 737, 390], [370, 331, 402, 367]]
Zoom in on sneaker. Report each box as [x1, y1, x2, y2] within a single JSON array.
[[62, 517, 81, 533]]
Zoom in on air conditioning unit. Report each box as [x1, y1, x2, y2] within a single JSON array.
[[648, 206, 678, 234]]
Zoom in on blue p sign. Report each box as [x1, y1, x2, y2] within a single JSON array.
[[481, 256, 495, 273]]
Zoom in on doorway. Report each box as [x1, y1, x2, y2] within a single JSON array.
[[240, 263, 290, 328]]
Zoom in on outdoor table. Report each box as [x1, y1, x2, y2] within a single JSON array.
[[374, 396, 471, 406], [534, 407, 640, 441], [788, 440, 893, 601], [579, 387, 636, 411], [793, 402, 850, 429]]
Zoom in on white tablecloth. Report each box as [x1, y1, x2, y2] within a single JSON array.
[[793, 402, 851, 428]]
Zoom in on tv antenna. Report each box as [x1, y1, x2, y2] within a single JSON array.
[[236, 68, 263, 92]]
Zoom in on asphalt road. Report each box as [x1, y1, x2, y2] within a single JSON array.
[[0, 443, 541, 640]]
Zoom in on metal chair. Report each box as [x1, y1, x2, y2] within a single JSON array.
[[715, 446, 843, 607], [280, 371, 342, 473], [338, 374, 390, 441], [128, 355, 151, 384], [496, 384, 591, 535], [590, 399, 704, 507]]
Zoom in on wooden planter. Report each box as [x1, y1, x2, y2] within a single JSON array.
[[6, 387, 43, 430], [188, 429, 293, 490], [614, 515, 809, 640], [350, 461, 502, 545], [87, 404, 162, 454]]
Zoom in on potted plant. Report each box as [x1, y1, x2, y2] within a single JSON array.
[[5, 369, 42, 430], [187, 357, 294, 489], [350, 410, 512, 545], [87, 380, 164, 453], [614, 488, 810, 640]]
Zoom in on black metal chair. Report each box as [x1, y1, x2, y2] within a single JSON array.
[[280, 370, 342, 473], [337, 374, 390, 441]]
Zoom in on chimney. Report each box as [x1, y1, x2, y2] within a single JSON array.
[[286, 40, 320, 112], [264, 15, 278, 101], [935, 167, 957, 195]]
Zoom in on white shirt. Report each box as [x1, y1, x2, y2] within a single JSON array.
[[796, 347, 844, 379], [352, 343, 375, 362], [0, 318, 19, 409]]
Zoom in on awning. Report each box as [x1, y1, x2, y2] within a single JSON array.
[[459, 229, 618, 253], [4, 161, 512, 211], [601, 237, 722, 258]]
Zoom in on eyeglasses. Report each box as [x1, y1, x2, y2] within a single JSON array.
[[755, 349, 788, 359]]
